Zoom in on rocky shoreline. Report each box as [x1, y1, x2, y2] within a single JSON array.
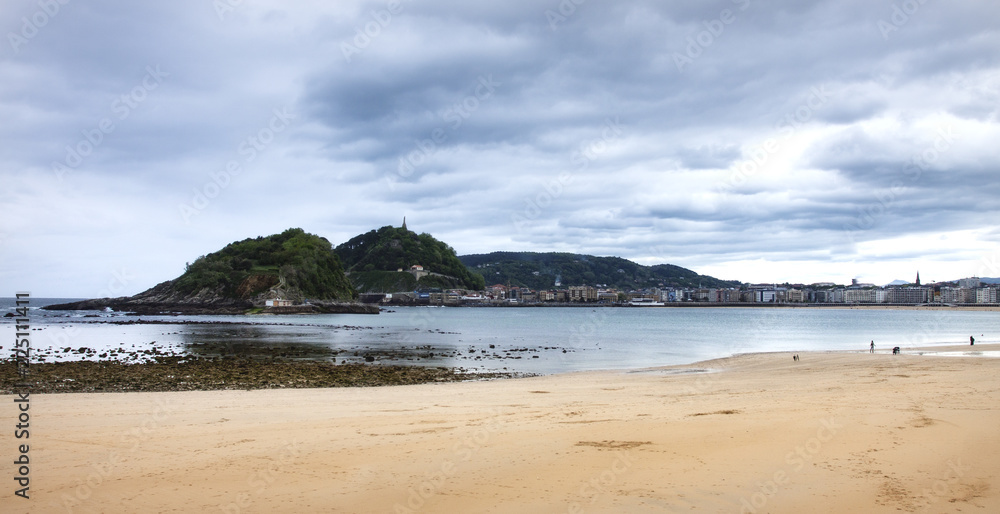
[[42, 298, 379, 315], [40, 274, 379, 315], [1, 356, 527, 394]]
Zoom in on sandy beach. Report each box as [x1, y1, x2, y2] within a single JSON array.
[[6, 345, 999, 513]]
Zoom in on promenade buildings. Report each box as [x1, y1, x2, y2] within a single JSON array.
[[462, 277, 999, 306]]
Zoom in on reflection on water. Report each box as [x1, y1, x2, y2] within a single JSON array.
[[3, 304, 999, 374], [173, 323, 510, 369], [912, 350, 1000, 358], [180, 324, 338, 360]]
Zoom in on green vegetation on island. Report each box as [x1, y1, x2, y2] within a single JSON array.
[[44, 228, 368, 314], [176, 228, 357, 301], [335, 225, 486, 292], [459, 252, 739, 290]]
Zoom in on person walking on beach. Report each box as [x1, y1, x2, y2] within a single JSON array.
[[970, 335, 975, 346], [870, 340, 875, 353]]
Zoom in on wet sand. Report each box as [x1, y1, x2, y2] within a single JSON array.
[[5, 345, 999, 513]]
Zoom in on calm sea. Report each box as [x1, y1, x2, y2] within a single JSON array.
[[2, 298, 997, 374]]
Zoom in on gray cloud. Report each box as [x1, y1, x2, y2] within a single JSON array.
[[1, 0, 999, 295]]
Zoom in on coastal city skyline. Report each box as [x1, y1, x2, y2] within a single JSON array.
[[459, 274, 1000, 306], [2, 1, 999, 297]]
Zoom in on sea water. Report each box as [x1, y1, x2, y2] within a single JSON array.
[[2, 298, 998, 374]]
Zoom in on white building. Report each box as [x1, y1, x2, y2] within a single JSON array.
[[939, 287, 976, 304], [844, 289, 886, 303], [756, 290, 778, 303], [885, 287, 931, 304], [958, 277, 982, 289], [977, 287, 999, 304]]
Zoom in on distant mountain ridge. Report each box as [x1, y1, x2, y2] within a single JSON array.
[[459, 251, 738, 290], [887, 277, 1000, 286]]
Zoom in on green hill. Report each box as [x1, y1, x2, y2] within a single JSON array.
[[335, 226, 485, 292], [459, 252, 739, 290], [43, 228, 364, 314], [174, 228, 357, 301]]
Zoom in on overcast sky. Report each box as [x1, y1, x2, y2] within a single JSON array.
[[2, 0, 999, 297]]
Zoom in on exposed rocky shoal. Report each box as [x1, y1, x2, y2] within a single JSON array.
[[1, 356, 529, 394]]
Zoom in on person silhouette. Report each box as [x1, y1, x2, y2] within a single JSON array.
[[970, 336, 975, 346], [870, 340, 875, 353]]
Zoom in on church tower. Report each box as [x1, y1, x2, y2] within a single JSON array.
[[915, 271, 920, 286]]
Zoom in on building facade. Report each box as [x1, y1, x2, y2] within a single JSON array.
[[885, 287, 931, 304]]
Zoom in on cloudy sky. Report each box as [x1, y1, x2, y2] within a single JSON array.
[[2, 0, 999, 297]]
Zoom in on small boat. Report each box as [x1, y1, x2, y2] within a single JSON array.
[[629, 298, 664, 306]]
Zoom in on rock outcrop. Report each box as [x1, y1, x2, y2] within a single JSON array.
[[45, 228, 376, 315]]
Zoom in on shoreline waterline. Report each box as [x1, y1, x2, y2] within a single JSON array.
[[6, 344, 998, 395], [4, 302, 999, 375]]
